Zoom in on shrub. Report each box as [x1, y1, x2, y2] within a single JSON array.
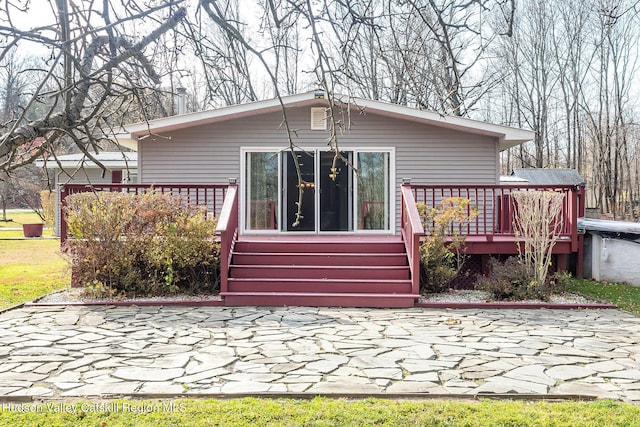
[[417, 197, 479, 294], [64, 191, 219, 297], [478, 256, 554, 301], [40, 190, 55, 229], [419, 235, 458, 293]]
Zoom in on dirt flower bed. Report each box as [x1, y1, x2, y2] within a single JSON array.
[[419, 289, 597, 305], [36, 287, 598, 306]]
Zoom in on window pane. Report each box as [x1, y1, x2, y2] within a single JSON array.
[[357, 152, 389, 230], [320, 151, 352, 231], [246, 152, 278, 230]]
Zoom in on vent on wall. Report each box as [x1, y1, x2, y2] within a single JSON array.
[[310, 107, 327, 130]]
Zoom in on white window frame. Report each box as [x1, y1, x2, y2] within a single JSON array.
[[240, 147, 395, 234], [240, 148, 282, 235], [353, 148, 396, 234]]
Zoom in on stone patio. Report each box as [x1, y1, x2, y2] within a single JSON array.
[[1, 305, 639, 401]]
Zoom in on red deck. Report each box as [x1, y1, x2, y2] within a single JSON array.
[[60, 182, 584, 307]]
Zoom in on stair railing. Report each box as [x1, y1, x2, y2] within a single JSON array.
[[216, 184, 239, 295], [401, 184, 424, 295]]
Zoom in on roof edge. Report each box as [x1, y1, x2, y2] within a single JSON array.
[[120, 91, 535, 148]]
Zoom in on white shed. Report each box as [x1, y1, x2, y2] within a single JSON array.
[[581, 218, 640, 286]]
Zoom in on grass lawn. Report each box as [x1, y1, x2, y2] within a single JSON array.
[[0, 210, 43, 226], [0, 239, 69, 310], [568, 278, 640, 315], [0, 398, 639, 427]]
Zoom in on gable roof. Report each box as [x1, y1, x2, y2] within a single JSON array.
[[512, 168, 585, 186], [117, 91, 535, 151]]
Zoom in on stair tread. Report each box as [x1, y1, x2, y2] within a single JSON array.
[[228, 277, 411, 282], [237, 235, 402, 242], [231, 264, 409, 269], [233, 252, 407, 256], [234, 239, 405, 254], [221, 291, 418, 298]]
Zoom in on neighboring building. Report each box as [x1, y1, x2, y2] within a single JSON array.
[[37, 152, 137, 236], [511, 168, 586, 187]]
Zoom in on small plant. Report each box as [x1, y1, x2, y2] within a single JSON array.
[[83, 279, 121, 299], [477, 256, 551, 301], [478, 260, 574, 302], [549, 270, 572, 294], [417, 197, 479, 294]]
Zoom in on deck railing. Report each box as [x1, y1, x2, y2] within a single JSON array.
[[59, 183, 229, 245], [409, 184, 582, 252], [400, 185, 424, 295]]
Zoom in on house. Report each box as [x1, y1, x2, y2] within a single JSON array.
[[61, 91, 583, 307], [37, 152, 137, 236]]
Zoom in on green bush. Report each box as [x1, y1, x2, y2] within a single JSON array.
[[419, 234, 459, 294], [64, 191, 219, 297]]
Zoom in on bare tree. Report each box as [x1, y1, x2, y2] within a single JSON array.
[[583, 0, 639, 218], [512, 190, 565, 289], [2, 0, 639, 224], [340, 0, 512, 116], [0, 51, 48, 217], [493, 0, 640, 220], [495, 0, 560, 168], [0, 0, 188, 173], [553, 0, 592, 171]]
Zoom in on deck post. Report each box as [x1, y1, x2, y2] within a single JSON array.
[[480, 254, 491, 276], [570, 187, 579, 252], [576, 234, 584, 278], [576, 184, 586, 278], [556, 254, 568, 273]]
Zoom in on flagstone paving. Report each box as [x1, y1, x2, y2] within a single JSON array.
[[1, 305, 640, 400]]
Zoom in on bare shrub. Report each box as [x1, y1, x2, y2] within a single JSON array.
[[40, 190, 55, 229], [511, 190, 565, 288]]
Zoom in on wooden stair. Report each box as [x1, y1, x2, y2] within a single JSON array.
[[222, 235, 418, 307]]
